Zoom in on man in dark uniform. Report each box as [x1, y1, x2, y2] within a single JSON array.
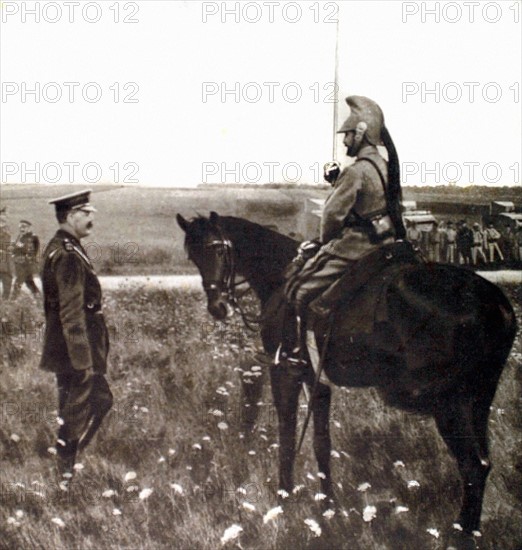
[[456, 219, 473, 265], [40, 189, 113, 486], [0, 208, 13, 299], [11, 219, 40, 299], [280, 95, 406, 365]]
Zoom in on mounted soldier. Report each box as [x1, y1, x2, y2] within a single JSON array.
[[278, 95, 407, 368]]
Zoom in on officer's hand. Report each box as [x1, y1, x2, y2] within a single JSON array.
[[323, 161, 341, 184], [78, 368, 94, 385]]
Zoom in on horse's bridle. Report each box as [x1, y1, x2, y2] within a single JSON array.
[[201, 229, 260, 330]]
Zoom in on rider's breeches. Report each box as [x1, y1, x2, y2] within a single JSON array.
[[288, 250, 354, 313]]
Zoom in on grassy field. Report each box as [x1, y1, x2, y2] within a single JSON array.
[[0, 283, 521, 550]]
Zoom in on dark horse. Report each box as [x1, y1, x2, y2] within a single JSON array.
[[177, 211, 516, 548]]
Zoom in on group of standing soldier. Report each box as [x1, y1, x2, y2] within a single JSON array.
[[0, 208, 41, 300], [407, 218, 522, 266]]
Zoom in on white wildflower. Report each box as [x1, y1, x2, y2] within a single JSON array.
[[217, 422, 229, 431], [427, 528, 440, 538], [73, 463, 84, 471], [51, 517, 65, 528], [330, 450, 340, 458], [170, 483, 184, 495], [263, 506, 283, 523], [314, 493, 327, 501], [395, 506, 409, 514], [407, 480, 420, 488], [363, 505, 377, 522], [124, 471, 137, 482], [102, 489, 116, 498], [323, 509, 335, 519], [10, 434, 20, 443], [357, 482, 371, 492], [277, 489, 289, 499], [47, 446, 57, 455], [304, 518, 322, 537], [15, 510, 24, 519], [393, 460, 405, 468], [112, 508, 122, 516], [139, 488, 153, 500], [192, 443, 202, 450], [241, 502, 256, 512], [220, 524, 243, 545]]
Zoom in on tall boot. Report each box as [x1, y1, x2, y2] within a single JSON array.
[[276, 304, 307, 367]]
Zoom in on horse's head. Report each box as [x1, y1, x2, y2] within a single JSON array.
[[177, 211, 235, 321]]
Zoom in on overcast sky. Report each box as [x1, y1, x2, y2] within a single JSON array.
[[1, 1, 521, 187]]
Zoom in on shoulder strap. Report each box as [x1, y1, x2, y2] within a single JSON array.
[[358, 156, 387, 195]]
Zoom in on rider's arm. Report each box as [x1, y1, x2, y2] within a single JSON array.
[[320, 166, 361, 244]]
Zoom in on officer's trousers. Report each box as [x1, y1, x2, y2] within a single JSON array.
[[56, 372, 113, 457]]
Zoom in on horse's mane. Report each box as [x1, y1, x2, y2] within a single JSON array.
[[183, 214, 299, 297]]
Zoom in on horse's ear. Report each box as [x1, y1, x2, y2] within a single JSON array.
[[176, 214, 189, 232], [209, 211, 219, 225]]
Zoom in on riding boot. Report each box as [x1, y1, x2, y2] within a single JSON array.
[[276, 304, 307, 368]]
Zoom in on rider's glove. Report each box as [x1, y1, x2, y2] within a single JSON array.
[[323, 161, 341, 184]]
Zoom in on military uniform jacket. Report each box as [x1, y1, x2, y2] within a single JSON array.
[[13, 232, 40, 265], [321, 145, 395, 260], [0, 227, 12, 274], [40, 229, 109, 374]]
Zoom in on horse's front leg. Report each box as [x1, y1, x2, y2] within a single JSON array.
[[312, 381, 333, 502], [270, 364, 303, 496]]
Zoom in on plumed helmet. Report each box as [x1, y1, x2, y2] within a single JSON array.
[[337, 96, 384, 146]]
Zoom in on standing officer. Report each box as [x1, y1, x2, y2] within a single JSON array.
[[40, 190, 113, 485], [280, 95, 406, 365], [0, 207, 13, 299], [11, 219, 40, 299]]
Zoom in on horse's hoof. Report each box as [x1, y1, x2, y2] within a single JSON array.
[[446, 529, 478, 550]]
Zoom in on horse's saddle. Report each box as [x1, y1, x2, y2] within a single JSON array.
[[309, 241, 422, 334]]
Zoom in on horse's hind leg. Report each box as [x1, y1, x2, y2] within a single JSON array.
[[312, 382, 333, 501], [434, 395, 491, 536]]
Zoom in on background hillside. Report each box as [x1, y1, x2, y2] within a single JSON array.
[[1, 184, 520, 275]]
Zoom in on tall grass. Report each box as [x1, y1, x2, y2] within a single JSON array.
[[1, 285, 521, 549]]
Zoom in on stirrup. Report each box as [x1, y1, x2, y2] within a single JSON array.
[[275, 344, 307, 368]]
